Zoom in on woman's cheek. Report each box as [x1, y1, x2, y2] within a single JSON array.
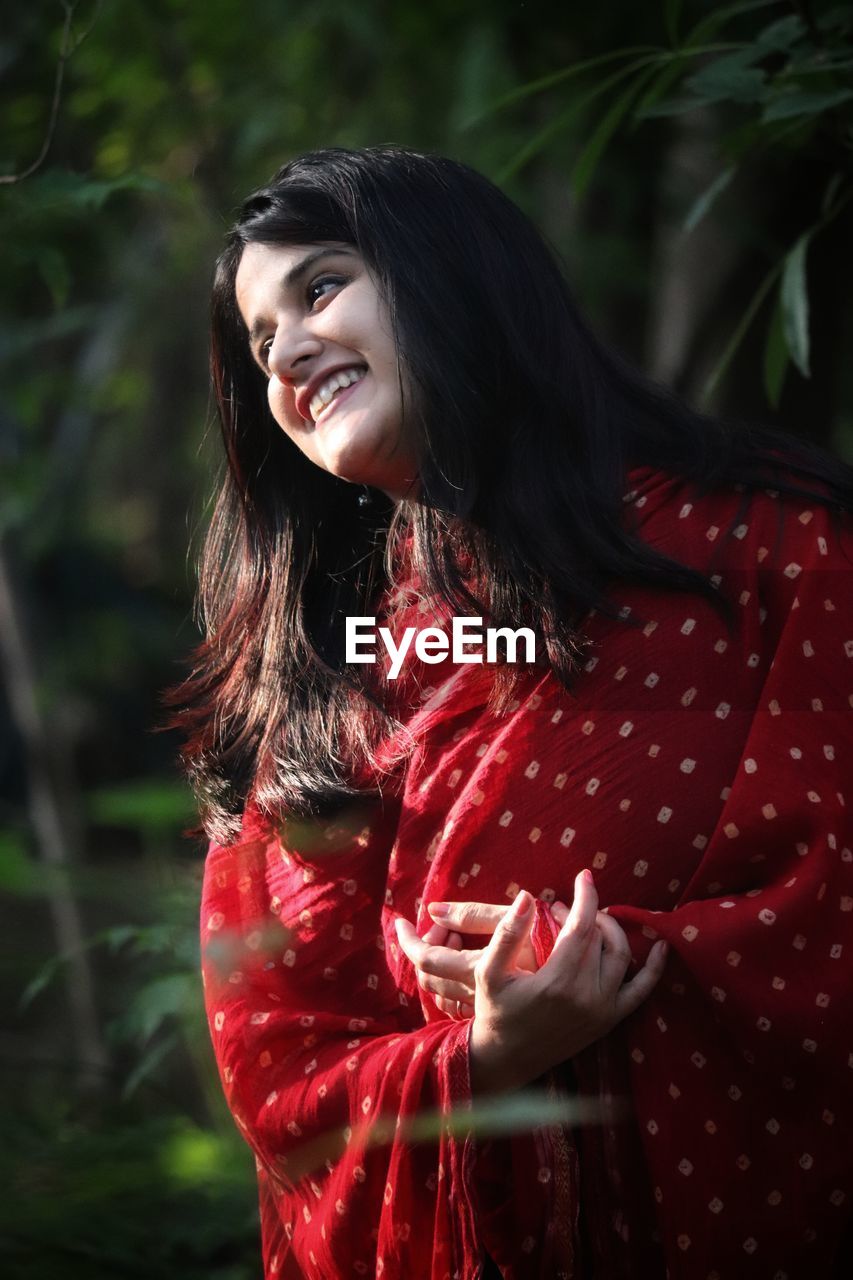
[[267, 378, 300, 434]]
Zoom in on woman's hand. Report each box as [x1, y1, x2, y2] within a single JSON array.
[[399, 920, 474, 1019], [465, 870, 667, 1093], [397, 870, 667, 1091], [395, 901, 539, 1021]]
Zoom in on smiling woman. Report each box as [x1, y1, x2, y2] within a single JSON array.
[[235, 241, 419, 497], [168, 147, 853, 1279]]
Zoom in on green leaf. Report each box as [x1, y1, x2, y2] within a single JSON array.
[[20, 956, 63, 1009], [35, 248, 70, 309], [572, 69, 657, 196], [122, 1033, 178, 1099], [781, 233, 811, 377], [665, 0, 683, 45], [821, 172, 844, 215], [86, 780, 195, 831], [683, 166, 736, 232], [684, 0, 785, 49], [763, 295, 789, 407], [102, 924, 144, 953], [755, 14, 807, 50], [465, 45, 660, 125], [0, 833, 35, 892], [498, 55, 661, 182], [497, 101, 588, 182], [702, 259, 782, 403], [64, 173, 170, 211], [118, 973, 196, 1045], [686, 54, 767, 104], [761, 87, 853, 121], [819, 5, 853, 32], [637, 53, 690, 114], [636, 95, 704, 118]]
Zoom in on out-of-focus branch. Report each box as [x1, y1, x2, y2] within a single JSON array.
[[0, 0, 102, 187]]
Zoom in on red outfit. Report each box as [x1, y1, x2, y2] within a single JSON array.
[[201, 468, 853, 1278]]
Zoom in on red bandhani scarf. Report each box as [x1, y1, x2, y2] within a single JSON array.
[[201, 468, 853, 1278]]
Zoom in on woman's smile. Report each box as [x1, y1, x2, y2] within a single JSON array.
[[305, 364, 367, 422], [235, 241, 419, 497]]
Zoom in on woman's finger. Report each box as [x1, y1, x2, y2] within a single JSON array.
[[395, 917, 478, 982], [596, 910, 634, 993], [417, 970, 477, 1002], [435, 995, 476, 1021], [434, 995, 457, 1018], [476, 890, 535, 990], [421, 922, 450, 946], [551, 900, 569, 928], [613, 939, 668, 1019], [427, 900, 510, 933], [548, 870, 599, 967]]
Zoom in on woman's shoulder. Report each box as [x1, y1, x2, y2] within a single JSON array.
[[624, 463, 853, 579]]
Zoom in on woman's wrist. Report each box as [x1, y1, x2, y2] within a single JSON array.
[[469, 1019, 541, 1095]]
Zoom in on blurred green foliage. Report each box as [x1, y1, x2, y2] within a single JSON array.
[[1, 1, 851, 1275]]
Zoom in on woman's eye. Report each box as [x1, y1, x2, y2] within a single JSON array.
[[307, 275, 345, 308]]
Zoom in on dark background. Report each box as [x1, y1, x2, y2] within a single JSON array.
[[2, 2, 852, 1275]]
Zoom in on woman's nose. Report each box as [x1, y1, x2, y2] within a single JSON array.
[[267, 324, 322, 381]]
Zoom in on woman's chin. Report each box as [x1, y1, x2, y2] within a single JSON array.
[[321, 439, 391, 489]]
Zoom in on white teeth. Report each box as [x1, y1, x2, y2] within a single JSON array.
[[309, 366, 366, 420]]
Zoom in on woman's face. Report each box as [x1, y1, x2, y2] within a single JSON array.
[[235, 241, 419, 499]]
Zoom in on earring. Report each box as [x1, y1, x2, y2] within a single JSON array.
[[357, 486, 373, 509]]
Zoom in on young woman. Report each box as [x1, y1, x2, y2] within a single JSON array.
[[176, 147, 853, 1278]]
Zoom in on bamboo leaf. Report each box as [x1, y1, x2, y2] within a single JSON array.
[[498, 55, 660, 182], [684, 0, 785, 49], [755, 14, 807, 50], [780, 234, 811, 377], [761, 87, 853, 121], [572, 70, 657, 196], [122, 1034, 178, 1099], [821, 172, 844, 216], [702, 260, 782, 403], [763, 295, 789, 407], [497, 101, 585, 183], [636, 95, 703, 118], [686, 56, 767, 104], [683, 166, 736, 232], [20, 956, 63, 1009], [665, 0, 683, 45], [463, 46, 660, 125], [637, 53, 690, 114]]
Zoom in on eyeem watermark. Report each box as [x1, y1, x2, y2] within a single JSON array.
[[346, 616, 536, 680]]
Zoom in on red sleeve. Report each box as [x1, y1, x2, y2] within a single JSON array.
[[200, 799, 481, 1280], [536, 500, 853, 1276]]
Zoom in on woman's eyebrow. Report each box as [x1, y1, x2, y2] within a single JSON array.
[[248, 246, 355, 345]]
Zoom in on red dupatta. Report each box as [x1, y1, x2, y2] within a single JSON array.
[[201, 468, 853, 1278]]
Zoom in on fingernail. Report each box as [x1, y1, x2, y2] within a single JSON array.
[[582, 869, 594, 885], [513, 889, 532, 914], [428, 902, 449, 919]]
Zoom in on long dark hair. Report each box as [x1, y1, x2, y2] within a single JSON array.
[[168, 145, 853, 842]]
